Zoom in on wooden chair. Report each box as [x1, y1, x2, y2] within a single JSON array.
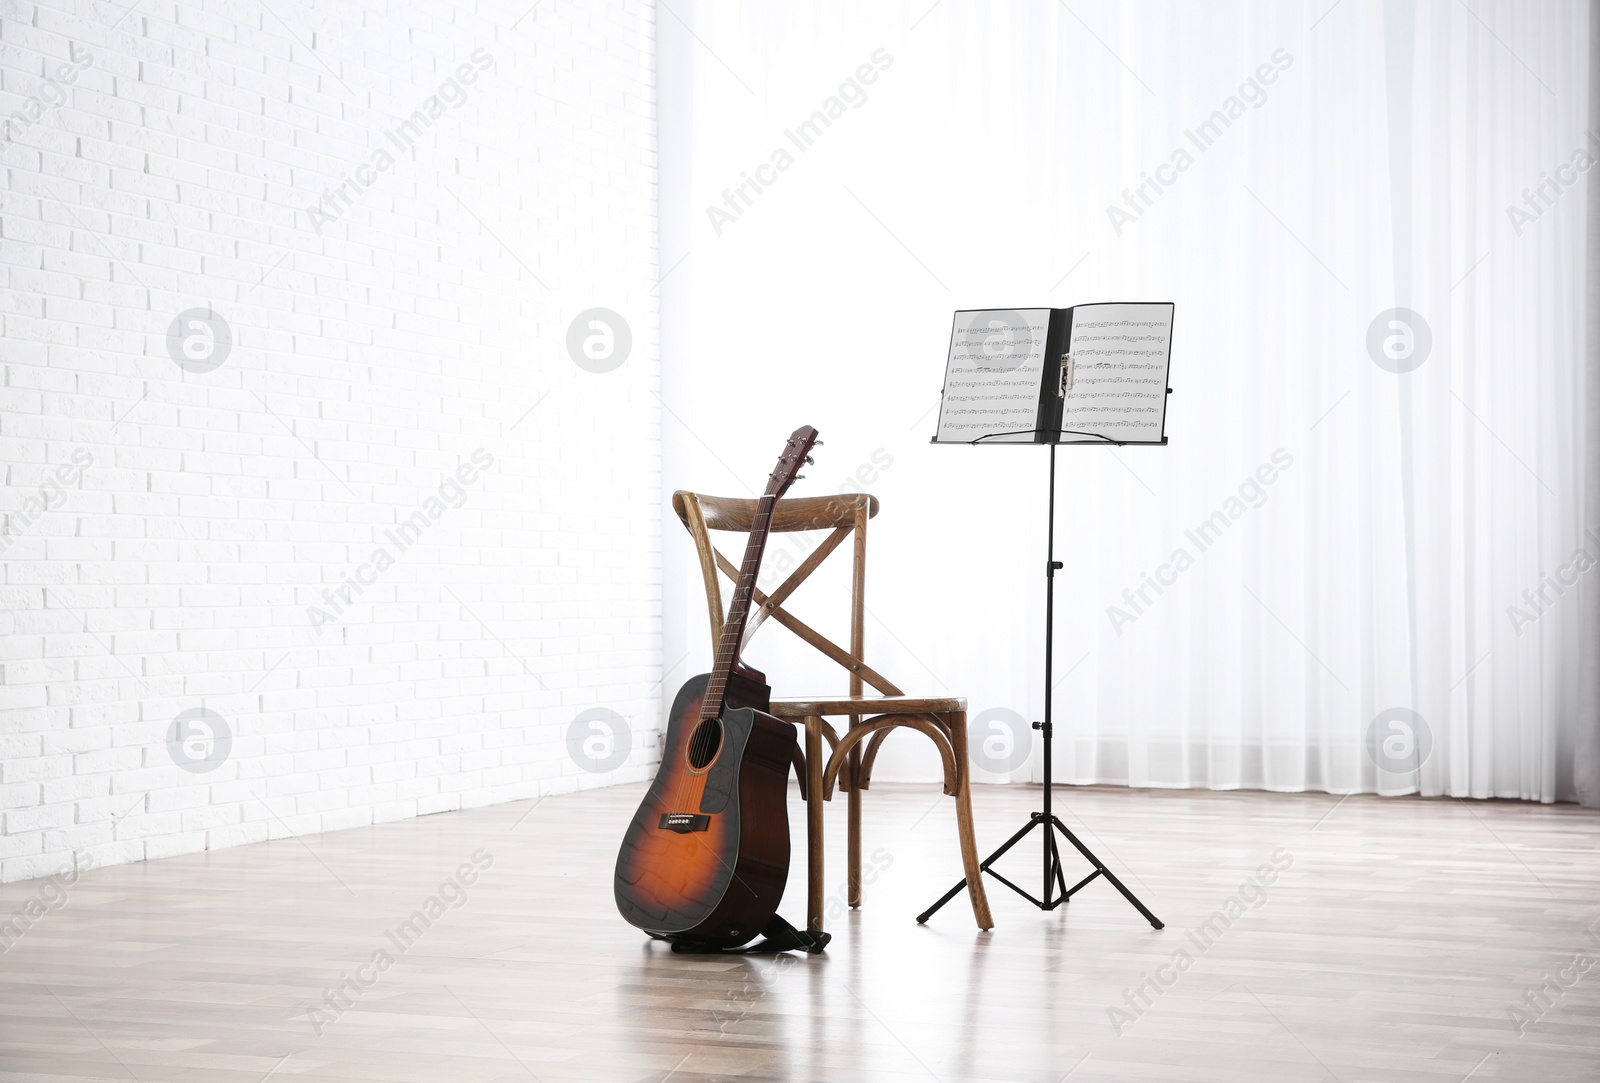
[[673, 490, 993, 931]]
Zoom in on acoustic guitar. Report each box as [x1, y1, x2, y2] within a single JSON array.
[[614, 425, 820, 948]]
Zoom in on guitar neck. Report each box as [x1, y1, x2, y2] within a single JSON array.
[[702, 491, 778, 719]]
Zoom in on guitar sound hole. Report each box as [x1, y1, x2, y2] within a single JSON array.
[[687, 718, 722, 769]]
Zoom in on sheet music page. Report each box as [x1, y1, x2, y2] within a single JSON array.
[[934, 308, 1051, 443], [1059, 302, 1174, 443]]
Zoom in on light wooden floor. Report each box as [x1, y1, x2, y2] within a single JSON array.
[[2, 782, 1598, 1082]]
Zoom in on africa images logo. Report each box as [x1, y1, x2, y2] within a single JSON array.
[[167, 708, 233, 773], [566, 309, 632, 374], [166, 308, 233, 373]]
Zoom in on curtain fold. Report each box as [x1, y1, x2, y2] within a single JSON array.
[[1578, 0, 1600, 808], [659, 0, 1595, 802]]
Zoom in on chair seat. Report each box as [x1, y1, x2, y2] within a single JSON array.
[[769, 695, 966, 718]]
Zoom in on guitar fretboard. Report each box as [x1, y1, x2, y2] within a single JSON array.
[[701, 491, 777, 720]]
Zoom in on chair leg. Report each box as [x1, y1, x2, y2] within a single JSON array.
[[805, 715, 825, 932], [847, 718, 862, 908], [790, 743, 808, 802], [947, 710, 994, 930]]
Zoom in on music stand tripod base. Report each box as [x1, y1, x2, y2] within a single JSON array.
[[918, 442, 1162, 930], [916, 755, 1163, 927]]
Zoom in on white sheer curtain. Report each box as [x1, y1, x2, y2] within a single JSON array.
[[658, 1, 1597, 803]]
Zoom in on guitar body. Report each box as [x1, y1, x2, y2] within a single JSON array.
[[614, 672, 795, 947]]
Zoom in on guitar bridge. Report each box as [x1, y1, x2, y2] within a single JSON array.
[[659, 813, 710, 833]]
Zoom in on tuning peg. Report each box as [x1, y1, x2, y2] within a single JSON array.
[[804, 456, 814, 465], [812, 440, 824, 446], [794, 474, 806, 481]]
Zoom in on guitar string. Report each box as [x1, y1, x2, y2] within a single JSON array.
[[666, 460, 787, 827], [670, 490, 767, 826], [683, 489, 774, 815]]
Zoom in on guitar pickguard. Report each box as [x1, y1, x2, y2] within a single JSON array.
[[697, 708, 750, 815]]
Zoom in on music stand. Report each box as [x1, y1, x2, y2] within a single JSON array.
[[917, 304, 1169, 929]]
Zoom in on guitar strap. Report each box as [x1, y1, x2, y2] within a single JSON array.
[[666, 913, 831, 955]]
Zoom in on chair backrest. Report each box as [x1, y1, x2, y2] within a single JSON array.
[[672, 490, 903, 697]]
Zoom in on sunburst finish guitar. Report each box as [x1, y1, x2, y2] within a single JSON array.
[[614, 425, 819, 948]]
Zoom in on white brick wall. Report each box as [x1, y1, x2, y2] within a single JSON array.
[[0, 0, 661, 883]]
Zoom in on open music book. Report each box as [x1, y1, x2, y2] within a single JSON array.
[[931, 302, 1174, 445]]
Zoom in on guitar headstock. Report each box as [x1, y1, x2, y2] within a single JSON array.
[[767, 425, 820, 498]]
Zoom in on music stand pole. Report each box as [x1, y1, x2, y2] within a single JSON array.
[[918, 441, 1163, 928]]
